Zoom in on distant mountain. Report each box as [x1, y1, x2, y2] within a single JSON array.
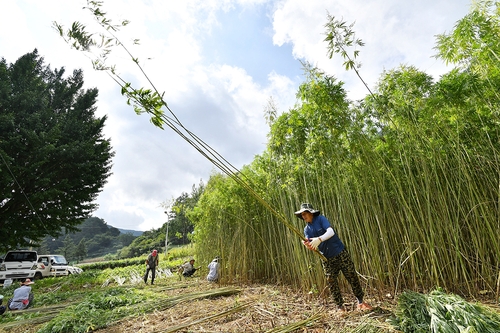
[[115, 227, 143, 237], [36, 217, 140, 260]]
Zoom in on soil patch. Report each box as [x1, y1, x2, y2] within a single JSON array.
[[96, 278, 396, 333]]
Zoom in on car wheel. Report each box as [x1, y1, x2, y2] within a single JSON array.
[[34, 272, 43, 280]]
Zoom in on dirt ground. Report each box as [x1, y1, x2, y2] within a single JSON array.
[[96, 277, 397, 333]]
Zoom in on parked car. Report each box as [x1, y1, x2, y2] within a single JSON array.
[[0, 250, 38, 283], [35, 255, 69, 279]]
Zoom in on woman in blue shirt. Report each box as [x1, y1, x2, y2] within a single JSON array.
[[295, 203, 373, 313]]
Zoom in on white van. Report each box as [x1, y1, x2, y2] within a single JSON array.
[[35, 255, 69, 279]]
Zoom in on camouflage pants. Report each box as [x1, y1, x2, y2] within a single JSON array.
[[322, 249, 364, 307]]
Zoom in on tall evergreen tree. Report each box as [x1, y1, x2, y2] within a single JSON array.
[[0, 50, 114, 251]]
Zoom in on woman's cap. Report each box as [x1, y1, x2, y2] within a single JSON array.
[[294, 203, 320, 219]]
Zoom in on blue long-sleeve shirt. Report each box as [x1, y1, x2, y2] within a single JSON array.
[[304, 215, 345, 258]]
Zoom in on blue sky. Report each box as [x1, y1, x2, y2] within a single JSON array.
[[204, 4, 303, 83], [1, 0, 472, 231]]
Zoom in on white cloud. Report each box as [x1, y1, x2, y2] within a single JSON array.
[[1, 0, 473, 231], [272, 0, 471, 99]]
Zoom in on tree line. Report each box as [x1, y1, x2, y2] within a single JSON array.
[[35, 217, 134, 262], [33, 183, 203, 262]]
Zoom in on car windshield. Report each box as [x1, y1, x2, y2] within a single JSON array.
[[52, 256, 67, 265], [5, 251, 37, 262]]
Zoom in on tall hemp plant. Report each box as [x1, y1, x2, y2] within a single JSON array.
[[296, 1, 500, 297], [433, 0, 500, 297], [196, 0, 500, 298]]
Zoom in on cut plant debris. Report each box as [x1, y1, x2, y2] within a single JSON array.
[[391, 288, 500, 333]]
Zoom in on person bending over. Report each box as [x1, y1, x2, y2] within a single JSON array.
[[181, 259, 200, 277], [206, 256, 221, 282], [8, 278, 35, 310]]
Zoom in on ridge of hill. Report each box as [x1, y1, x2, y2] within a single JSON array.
[[113, 227, 143, 237]]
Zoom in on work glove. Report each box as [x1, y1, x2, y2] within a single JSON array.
[[302, 239, 312, 250], [146, 264, 150, 269], [309, 237, 322, 250]]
